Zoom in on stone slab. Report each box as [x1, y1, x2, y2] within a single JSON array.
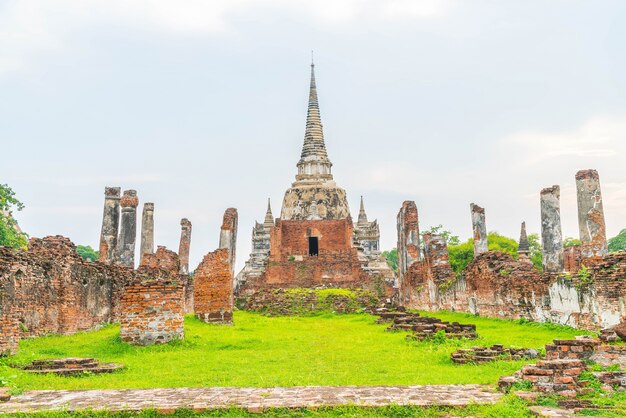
[[0, 384, 501, 413]]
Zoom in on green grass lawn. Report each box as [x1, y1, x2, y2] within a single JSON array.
[[0, 311, 590, 392]]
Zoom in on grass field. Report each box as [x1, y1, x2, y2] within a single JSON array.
[[0, 310, 590, 392]]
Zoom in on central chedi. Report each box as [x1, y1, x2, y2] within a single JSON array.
[[236, 62, 395, 297]]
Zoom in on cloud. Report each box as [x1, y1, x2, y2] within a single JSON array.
[[502, 115, 626, 166], [0, 0, 455, 76]]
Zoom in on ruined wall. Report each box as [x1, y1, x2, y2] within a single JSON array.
[[120, 276, 184, 345], [407, 250, 626, 331], [0, 236, 131, 354], [194, 248, 232, 324], [564, 245, 582, 274]]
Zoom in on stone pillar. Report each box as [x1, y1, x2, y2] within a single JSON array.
[[423, 233, 450, 268], [540, 185, 564, 273], [470, 203, 488, 255], [397, 201, 420, 305], [219, 208, 238, 279], [178, 218, 192, 275], [98, 186, 121, 264], [576, 169, 608, 259], [139, 203, 154, 265], [117, 190, 139, 268]]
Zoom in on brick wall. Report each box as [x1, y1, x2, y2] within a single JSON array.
[[407, 249, 626, 331], [194, 248, 232, 324], [564, 245, 582, 273], [120, 277, 184, 345], [0, 236, 133, 353]]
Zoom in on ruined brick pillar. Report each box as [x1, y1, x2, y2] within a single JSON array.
[[540, 186, 564, 272], [178, 218, 192, 275], [423, 233, 450, 268], [470, 203, 488, 255], [117, 190, 139, 268], [139, 202, 154, 265], [98, 186, 121, 264], [193, 208, 238, 325], [564, 245, 582, 273], [219, 208, 238, 279], [576, 169, 608, 260], [120, 277, 184, 345], [397, 201, 420, 305]]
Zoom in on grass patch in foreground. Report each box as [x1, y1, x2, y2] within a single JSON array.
[[0, 311, 589, 391]]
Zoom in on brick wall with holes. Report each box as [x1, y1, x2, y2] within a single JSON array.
[[120, 277, 184, 345]]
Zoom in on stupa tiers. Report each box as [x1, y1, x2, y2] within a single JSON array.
[[236, 62, 396, 297]]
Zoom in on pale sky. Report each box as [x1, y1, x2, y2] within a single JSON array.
[[2, 0, 626, 272]]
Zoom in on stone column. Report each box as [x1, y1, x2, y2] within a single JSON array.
[[518, 221, 532, 264], [540, 185, 564, 272], [98, 187, 121, 264], [117, 190, 139, 268], [219, 208, 238, 279], [178, 218, 192, 275], [576, 169, 608, 259], [470, 203, 488, 255], [139, 203, 154, 265]]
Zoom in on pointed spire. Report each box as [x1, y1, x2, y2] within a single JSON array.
[[358, 196, 368, 225], [518, 221, 530, 254], [264, 198, 274, 227], [295, 59, 333, 183]]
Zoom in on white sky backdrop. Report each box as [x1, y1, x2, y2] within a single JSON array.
[[2, 0, 625, 271]]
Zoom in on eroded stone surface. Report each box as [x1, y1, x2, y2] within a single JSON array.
[[0, 385, 501, 413], [470, 203, 488, 255], [576, 169, 608, 260], [541, 185, 564, 273], [98, 186, 120, 265]]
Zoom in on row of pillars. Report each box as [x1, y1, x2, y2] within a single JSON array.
[[98, 187, 192, 274], [469, 169, 607, 272]]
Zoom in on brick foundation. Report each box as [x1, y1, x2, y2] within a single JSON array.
[[120, 277, 184, 345]]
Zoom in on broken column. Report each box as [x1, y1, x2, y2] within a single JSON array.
[[423, 233, 450, 268], [576, 169, 608, 260], [219, 208, 238, 279], [397, 201, 420, 305], [98, 187, 121, 264], [470, 203, 488, 255], [518, 221, 531, 264], [139, 202, 154, 265], [117, 190, 139, 268], [178, 218, 192, 275], [540, 186, 564, 273], [193, 208, 239, 325]]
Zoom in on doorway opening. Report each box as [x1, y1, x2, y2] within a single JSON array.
[[308, 237, 319, 256]]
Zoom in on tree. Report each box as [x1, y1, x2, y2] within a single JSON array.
[[527, 233, 542, 271], [563, 237, 581, 248], [382, 248, 398, 272], [0, 184, 28, 249], [608, 229, 626, 253], [76, 245, 99, 262], [422, 225, 460, 246]]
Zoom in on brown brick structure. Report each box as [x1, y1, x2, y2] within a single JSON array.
[[564, 245, 582, 273], [0, 236, 131, 354], [397, 201, 420, 306], [120, 276, 184, 345], [576, 169, 608, 261], [194, 248, 232, 324], [139, 246, 180, 276]]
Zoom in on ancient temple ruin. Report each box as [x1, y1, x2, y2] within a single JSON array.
[[236, 62, 396, 298]]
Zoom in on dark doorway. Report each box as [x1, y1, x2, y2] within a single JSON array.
[[308, 237, 319, 256]]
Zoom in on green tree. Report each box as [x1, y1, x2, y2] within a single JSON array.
[[527, 233, 542, 271], [422, 225, 460, 245], [608, 229, 626, 252], [0, 184, 28, 249], [447, 232, 519, 274], [76, 245, 99, 261], [382, 248, 398, 272], [563, 237, 581, 248]]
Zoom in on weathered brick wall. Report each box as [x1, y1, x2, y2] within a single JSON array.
[[409, 250, 626, 331], [0, 236, 133, 353], [564, 245, 582, 273], [120, 277, 184, 345], [194, 248, 233, 324], [238, 218, 393, 298], [397, 201, 420, 306], [139, 246, 180, 275]]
